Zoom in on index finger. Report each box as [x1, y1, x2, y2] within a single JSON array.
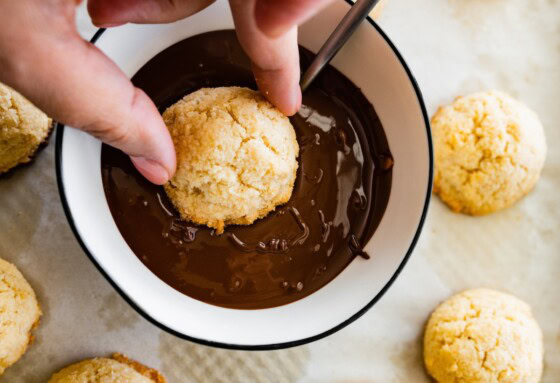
[[254, 0, 333, 37], [229, 0, 302, 116]]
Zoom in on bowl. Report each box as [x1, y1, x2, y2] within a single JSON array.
[[56, 0, 432, 349]]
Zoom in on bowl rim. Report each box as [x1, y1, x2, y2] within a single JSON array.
[[55, 1, 433, 350]]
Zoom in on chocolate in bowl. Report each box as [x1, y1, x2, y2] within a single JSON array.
[[101, 30, 392, 309]]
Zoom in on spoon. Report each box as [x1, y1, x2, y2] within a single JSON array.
[[300, 0, 381, 92]]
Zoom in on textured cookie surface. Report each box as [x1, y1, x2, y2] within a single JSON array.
[[424, 288, 543, 383], [48, 355, 166, 383], [0, 83, 52, 174], [163, 87, 299, 233], [432, 90, 546, 215], [0, 258, 41, 375], [112, 353, 166, 383]]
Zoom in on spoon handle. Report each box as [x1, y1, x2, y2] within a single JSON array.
[[300, 0, 381, 92]]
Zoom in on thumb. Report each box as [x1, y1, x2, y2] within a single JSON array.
[[3, 32, 175, 185]]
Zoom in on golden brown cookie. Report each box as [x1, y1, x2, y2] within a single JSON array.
[[0, 258, 41, 375], [163, 87, 299, 234], [370, 0, 388, 19], [112, 353, 166, 383], [48, 354, 166, 383], [0, 83, 52, 174], [424, 288, 543, 383], [432, 91, 546, 215]]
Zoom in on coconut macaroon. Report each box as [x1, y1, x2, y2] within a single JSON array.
[[48, 353, 166, 383], [432, 90, 547, 215], [163, 87, 299, 234], [424, 288, 543, 383], [0, 258, 41, 376], [369, 0, 388, 19], [0, 83, 52, 174]]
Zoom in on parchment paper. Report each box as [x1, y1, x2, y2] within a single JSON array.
[[0, 0, 558, 381]]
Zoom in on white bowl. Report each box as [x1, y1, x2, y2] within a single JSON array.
[[56, 0, 432, 349]]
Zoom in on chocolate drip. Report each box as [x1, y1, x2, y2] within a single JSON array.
[[318, 210, 332, 243], [289, 207, 310, 246], [304, 168, 324, 184], [349, 234, 371, 260], [379, 154, 394, 171], [228, 207, 309, 253], [101, 30, 392, 309]]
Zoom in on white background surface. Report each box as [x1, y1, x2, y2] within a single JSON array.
[[0, 0, 558, 381]]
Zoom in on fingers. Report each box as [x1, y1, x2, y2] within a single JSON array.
[[63, 41, 176, 184], [254, 0, 333, 37], [251, 56, 302, 117], [1, 15, 175, 184], [88, 0, 215, 26], [229, 0, 301, 116]]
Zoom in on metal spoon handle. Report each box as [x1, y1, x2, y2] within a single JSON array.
[[300, 0, 380, 92]]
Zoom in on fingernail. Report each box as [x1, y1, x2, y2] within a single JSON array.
[[285, 88, 302, 116], [295, 88, 302, 113], [130, 156, 170, 185]]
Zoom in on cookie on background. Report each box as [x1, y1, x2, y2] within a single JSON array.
[[432, 90, 546, 215], [424, 288, 543, 383], [163, 87, 299, 234], [0, 258, 41, 375], [369, 0, 387, 19], [48, 353, 166, 383], [0, 83, 52, 175]]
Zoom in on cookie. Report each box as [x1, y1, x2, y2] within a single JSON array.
[[48, 354, 166, 383], [432, 91, 546, 215], [0, 83, 52, 174], [112, 353, 166, 383], [163, 87, 299, 234], [370, 0, 387, 19], [0, 258, 41, 375], [424, 288, 543, 383]]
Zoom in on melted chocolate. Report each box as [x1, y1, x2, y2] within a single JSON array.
[[101, 30, 392, 309]]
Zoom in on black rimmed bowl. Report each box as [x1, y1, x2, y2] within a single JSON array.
[[56, 0, 432, 350]]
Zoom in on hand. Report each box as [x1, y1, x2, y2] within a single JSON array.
[[0, 0, 332, 184]]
